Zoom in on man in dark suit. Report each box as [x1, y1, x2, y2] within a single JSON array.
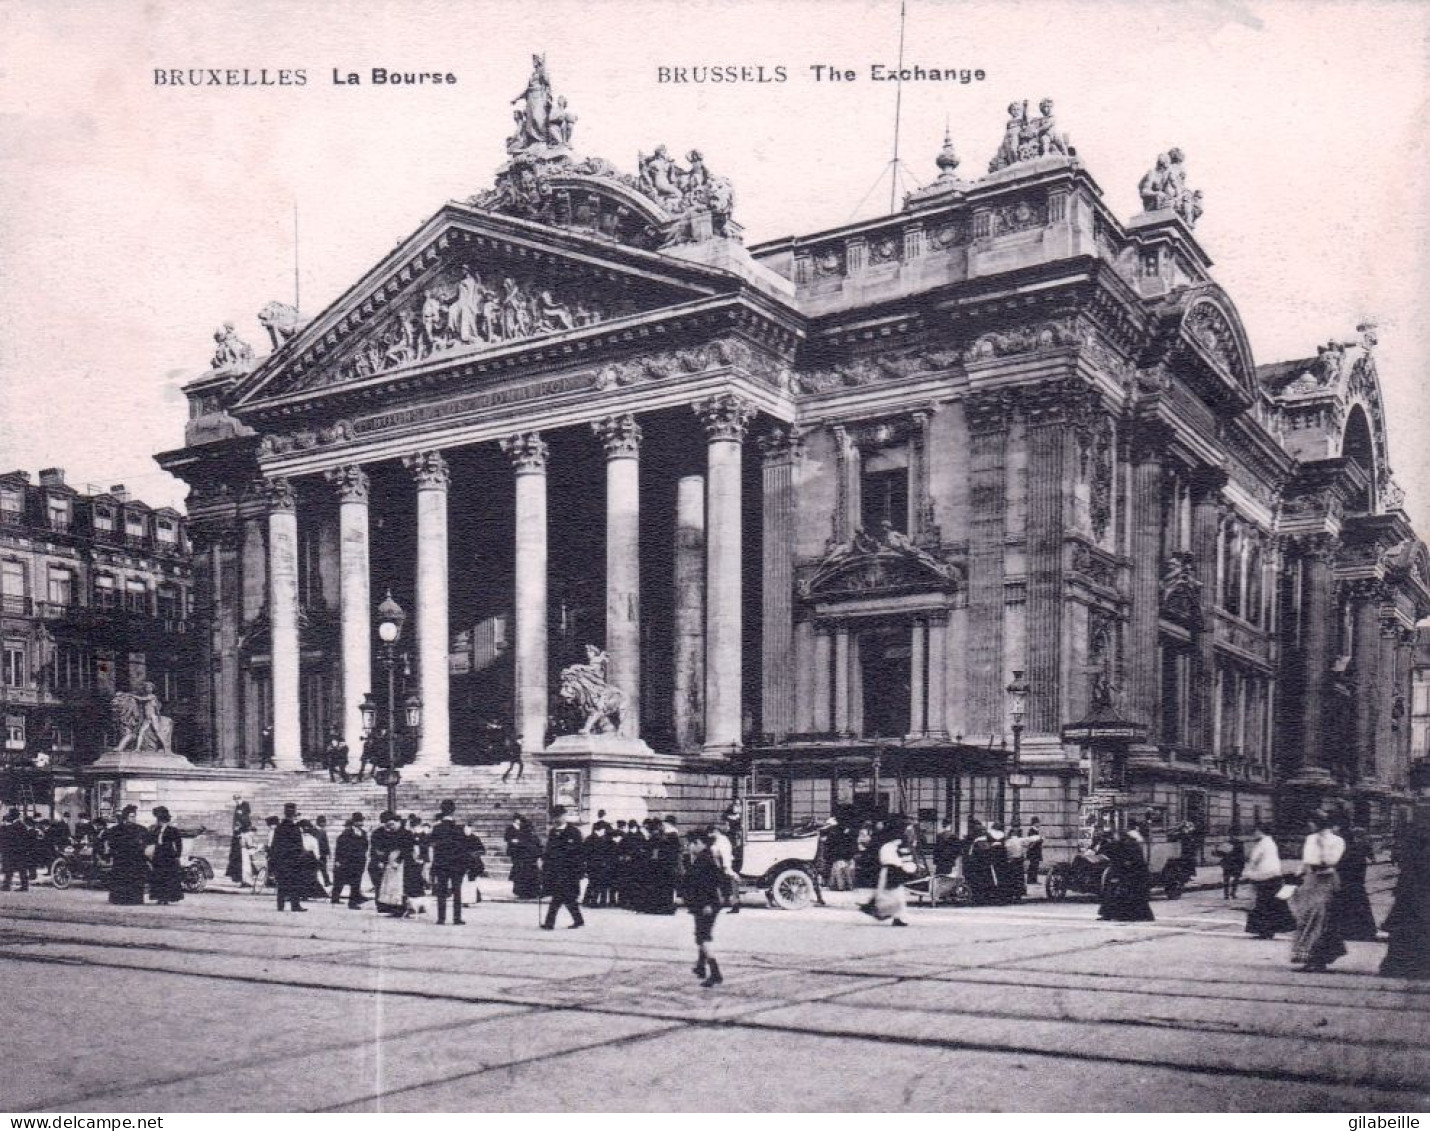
[[428, 799, 468, 925], [325, 730, 350, 783], [312, 815, 333, 886], [1, 809, 29, 891], [540, 806, 585, 930], [270, 802, 308, 912], [331, 813, 369, 908]]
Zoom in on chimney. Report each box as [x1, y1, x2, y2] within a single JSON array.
[[38, 468, 65, 488], [109, 484, 129, 502]]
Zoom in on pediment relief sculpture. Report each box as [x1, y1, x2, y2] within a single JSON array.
[[282, 263, 616, 395], [1182, 300, 1251, 392], [799, 524, 962, 601]]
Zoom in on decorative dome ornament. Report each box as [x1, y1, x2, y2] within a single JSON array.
[[934, 125, 960, 182]]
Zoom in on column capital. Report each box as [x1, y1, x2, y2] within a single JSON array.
[[758, 424, 804, 465], [501, 431, 548, 474], [325, 464, 370, 504], [404, 451, 450, 490], [693, 393, 756, 442], [592, 413, 642, 459], [261, 476, 295, 513]]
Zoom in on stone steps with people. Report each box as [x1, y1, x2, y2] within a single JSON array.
[[185, 766, 548, 884]]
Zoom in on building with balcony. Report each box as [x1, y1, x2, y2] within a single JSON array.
[[0, 468, 196, 766], [154, 63, 1429, 845]]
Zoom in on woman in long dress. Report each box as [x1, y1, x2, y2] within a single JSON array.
[[1332, 826, 1379, 941], [1243, 823, 1297, 939], [1380, 808, 1430, 979], [1290, 812, 1348, 972], [225, 799, 251, 884], [505, 815, 542, 900], [146, 806, 185, 905], [1098, 830, 1155, 922], [106, 805, 148, 906], [371, 812, 418, 917]]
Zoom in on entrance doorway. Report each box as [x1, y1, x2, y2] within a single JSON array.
[[860, 623, 911, 738]]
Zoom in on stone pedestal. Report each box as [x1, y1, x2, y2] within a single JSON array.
[[89, 747, 194, 772]]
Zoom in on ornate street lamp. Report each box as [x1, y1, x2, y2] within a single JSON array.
[[1006, 670, 1031, 828], [373, 590, 406, 815]]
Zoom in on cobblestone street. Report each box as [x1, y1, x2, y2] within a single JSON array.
[[2, 870, 1426, 1112]]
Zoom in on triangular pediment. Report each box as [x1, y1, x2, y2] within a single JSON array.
[[227, 204, 736, 412]]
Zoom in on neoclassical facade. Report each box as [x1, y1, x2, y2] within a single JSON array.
[[158, 63, 1429, 842]]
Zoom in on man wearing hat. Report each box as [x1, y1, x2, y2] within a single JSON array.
[[331, 813, 369, 909], [428, 799, 468, 925], [270, 802, 308, 912], [1, 808, 29, 892], [540, 806, 585, 930]]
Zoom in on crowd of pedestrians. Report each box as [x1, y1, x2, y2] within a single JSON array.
[[6, 793, 1429, 985]]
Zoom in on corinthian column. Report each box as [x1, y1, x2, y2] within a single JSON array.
[[264, 476, 303, 770], [760, 427, 801, 742], [501, 433, 548, 755], [404, 451, 450, 765], [673, 474, 705, 751], [694, 393, 755, 753], [593, 414, 642, 738], [325, 465, 372, 762]]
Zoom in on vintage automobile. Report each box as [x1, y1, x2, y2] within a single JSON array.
[[50, 842, 213, 893], [1044, 802, 1195, 901], [734, 797, 824, 910]]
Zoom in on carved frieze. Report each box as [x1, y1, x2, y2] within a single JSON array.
[[259, 420, 353, 457], [962, 318, 1080, 363], [1071, 542, 1118, 589], [597, 337, 787, 392], [990, 196, 1049, 235], [793, 346, 960, 394]]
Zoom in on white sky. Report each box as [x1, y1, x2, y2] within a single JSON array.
[[1, 0, 1427, 532]]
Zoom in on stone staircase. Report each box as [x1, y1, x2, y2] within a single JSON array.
[[186, 766, 547, 881]]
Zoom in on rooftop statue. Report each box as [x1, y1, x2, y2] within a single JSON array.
[[507, 53, 576, 153], [210, 321, 254, 373], [1137, 147, 1204, 228], [258, 301, 303, 350], [988, 97, 1072, 173]]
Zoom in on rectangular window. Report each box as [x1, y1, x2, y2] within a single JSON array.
[[156, 519, 176, 543], [47, 499, 70, 532], [93, 507, 114, 532], [94, 574, 116, 608], [124, 579, 148, 614], [4, 714, 23, 750], [125, 514, 146, 538], [47, 567, 73, 607], [1160, 645, 1182, 745], [0, 488, 22, 523], [1, 560, 25, 614], [56, 645, 91, 691], [157, 586, 181, 621], [2, 642, 26, 688], [860, 468, 909, 535]]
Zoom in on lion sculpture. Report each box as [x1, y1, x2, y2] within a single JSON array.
[[111, 681, 174, 754], [258, 301, 305, 350], [558, 645, 625, 735]]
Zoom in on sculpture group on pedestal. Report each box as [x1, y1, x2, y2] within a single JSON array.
[[210, 322, 254, 373], [111, 682, 176, 754], [558, 645, 626, 735], [1137, 148, 1204, 228], [987, 98, 1072, 173]]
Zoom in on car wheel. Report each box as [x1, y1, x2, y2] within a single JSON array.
[[1045, 868, 1068, 901], [50, 859, 72, 890], [768, 867, 815, 911]]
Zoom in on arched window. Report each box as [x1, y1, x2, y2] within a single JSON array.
[[1246, 538, 1263, 626], [1342, 406, 1375, 511]]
